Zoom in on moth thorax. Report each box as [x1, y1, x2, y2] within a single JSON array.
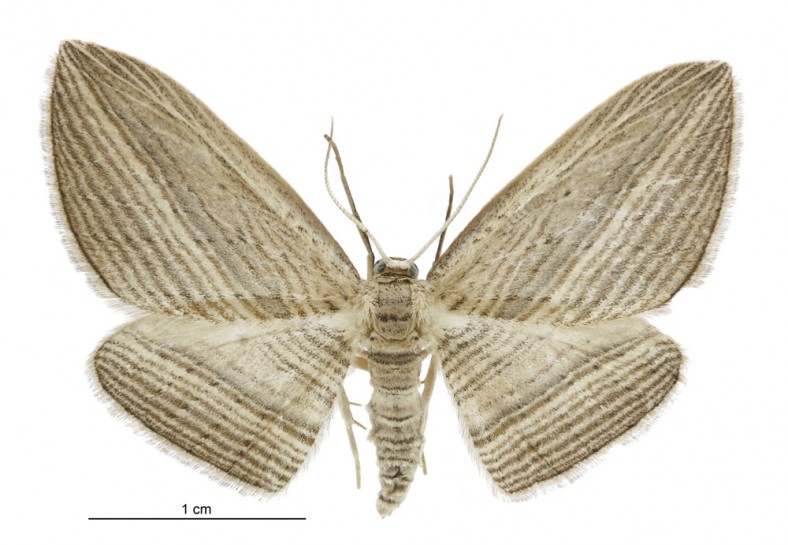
[[370, 279, 419, 341]]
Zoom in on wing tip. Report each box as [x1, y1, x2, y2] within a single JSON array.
[[58, 39, 82, 51], [701, 60, 733, 83], [57, 39, 107, 54], [55, 40, 123, 77], [54, 40, 87, 80], [56, 39, 88, 62], [674, 60, 733, 89]]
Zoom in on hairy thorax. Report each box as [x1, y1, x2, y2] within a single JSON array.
[[355, 278, 432, 516]]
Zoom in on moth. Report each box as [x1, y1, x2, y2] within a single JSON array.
[[48, 41, 734, 517]]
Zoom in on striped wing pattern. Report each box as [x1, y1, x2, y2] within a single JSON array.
[[49, 41, 733, 511], [436, 315, 681, 495], [430, 63, 733, 497], [94, 314, 352, 491], [50, 41, 359, 321], [49, 42, 361, 493], [429, 62, 734, 325]]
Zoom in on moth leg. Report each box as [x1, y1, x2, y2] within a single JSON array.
[[419, 356, 439, 474], [421, 355, 438, 402], [338, 385, 365, 489]]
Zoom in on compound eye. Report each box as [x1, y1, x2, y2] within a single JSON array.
[[408, 263, 419, 278], [373, 259, 386, 275]]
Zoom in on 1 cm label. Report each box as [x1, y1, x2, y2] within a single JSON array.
[[182, 504, 212, 516]]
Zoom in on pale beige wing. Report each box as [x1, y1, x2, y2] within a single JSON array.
[[428, 62, 734, 324], [435, 313, 681, 496], [49, 41, 358, 321], [94, 313, 353, 491]]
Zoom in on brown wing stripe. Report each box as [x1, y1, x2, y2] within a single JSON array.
[[94, 319, 349, 491]]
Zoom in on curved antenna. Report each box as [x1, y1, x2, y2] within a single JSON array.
[[434, 175, 454, 263], [408, 115, 503, 263], [323, 121, 391, 267], [322, 127, 375, 278]]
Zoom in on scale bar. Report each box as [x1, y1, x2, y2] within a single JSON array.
[[89, 517, 306, 521]]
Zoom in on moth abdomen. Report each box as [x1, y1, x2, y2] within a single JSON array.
[[367, 356, 425, 517]]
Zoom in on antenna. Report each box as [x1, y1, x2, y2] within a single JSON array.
[[323, 121, 392, 267], [408, 115, 503, 263]]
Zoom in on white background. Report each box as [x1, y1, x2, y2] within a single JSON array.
[[3, 1, 786, 543]]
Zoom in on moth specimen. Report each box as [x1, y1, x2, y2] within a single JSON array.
[[48, 41, 734, 517]]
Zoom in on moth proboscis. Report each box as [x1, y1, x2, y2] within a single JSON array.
[[47, 41, 735, 517]]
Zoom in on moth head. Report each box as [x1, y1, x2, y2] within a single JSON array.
[[373, 258, 419, 279]]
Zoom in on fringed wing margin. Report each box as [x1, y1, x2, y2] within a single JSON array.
[[435, 313, 681, 497], [94, 314, 353, 491], [49, 41, 359, 321], [429, 62, 735, 324]]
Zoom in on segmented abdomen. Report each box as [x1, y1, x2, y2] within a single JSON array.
[[367, 349, 424, 517]]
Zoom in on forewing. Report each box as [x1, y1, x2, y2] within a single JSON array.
[[94, 313, 353, 491], [49, 41, 359, 320], [429, 62, 734, 324], [436, 313, 681, 496]]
